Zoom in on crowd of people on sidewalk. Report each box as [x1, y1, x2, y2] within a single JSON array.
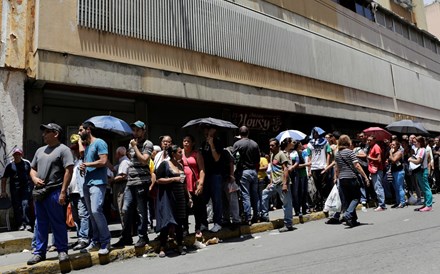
[[0, 120, 437, 266]]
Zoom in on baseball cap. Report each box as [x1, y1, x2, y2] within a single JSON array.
[[12, 147, 23, 155], [130, 120, 146, 130], [40, 123, 63, 133]]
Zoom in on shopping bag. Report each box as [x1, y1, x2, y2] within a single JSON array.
[[324, 184, 341, 213], [66, 203, 75, 228]]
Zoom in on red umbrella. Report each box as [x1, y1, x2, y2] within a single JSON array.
[[363, 127, 392, 141]]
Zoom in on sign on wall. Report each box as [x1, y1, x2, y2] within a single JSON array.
[[232, 112, 282, 132]]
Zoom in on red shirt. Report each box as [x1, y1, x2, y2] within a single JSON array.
[[368, 144, 383, 172]]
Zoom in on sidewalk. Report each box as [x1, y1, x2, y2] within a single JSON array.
[[0, 208, 331, 274]]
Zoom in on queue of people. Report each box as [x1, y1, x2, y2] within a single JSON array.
[[0, 121, 437, 265]]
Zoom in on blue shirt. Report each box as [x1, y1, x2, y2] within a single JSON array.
[[84, 138, 108, 186]]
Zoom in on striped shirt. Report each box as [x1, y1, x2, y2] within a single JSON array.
[[335, 149, 359, 179]]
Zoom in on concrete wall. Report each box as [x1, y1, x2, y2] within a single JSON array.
[[26, 0, 440, 131], [425, 2, 440, 39]]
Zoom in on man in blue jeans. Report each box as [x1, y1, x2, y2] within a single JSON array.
[[232, 126, 260, 224], [367, 136, 386, 211], [261, 138, 294, 232], [112, 120, 153, 248], [27, 123, 74, 265], [79, 122, 111, 255]]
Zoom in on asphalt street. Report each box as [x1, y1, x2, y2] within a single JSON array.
[[74, 201, 440, 274]]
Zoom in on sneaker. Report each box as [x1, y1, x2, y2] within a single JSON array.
[[361, 202, 367, 212], [73, 241, 89, 251], [346, 219, 361, 228], [210, 223, 222, 233], [19, 225, 26, 231], [25, 225, 33, 232], [58, 251, 69, 262], [80, 242, 99, 253], [374, 207, 386, 212], [27, 254, 46, 265], [98, 243, 110, 255], [279, 226, 295, 233], [414, 206, 425, 212], [200, 224, 208, 231], [134, 237, 149, 248], [419, 206, 432, 212], [325, 218, 341, 225]]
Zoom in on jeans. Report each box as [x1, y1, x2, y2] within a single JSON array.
[[121, 184, 150, 241], [33, 189, 68, 255], [83, 184, 111, 245], [204, 174, 223, 225], [70, 193, 90, 242], [10, 183, 33, 229], [371, 170, 386, 208], [237, 169, 260, 221], [292, 175, 308, 215], [415, 169, 433, 207], [261, 183, 293, 227], [391, 169, 406, 205], [112, 181, 126, 227], [339, 178, 360, 222]]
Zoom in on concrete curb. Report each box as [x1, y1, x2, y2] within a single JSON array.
[[0, 208, 353, 274], [0, 235, 32, 256]]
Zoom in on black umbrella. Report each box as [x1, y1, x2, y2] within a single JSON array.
[[385, 120, 429, 135], [182, 117, 238, 129]]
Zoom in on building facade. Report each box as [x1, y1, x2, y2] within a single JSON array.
[[426, 0, 440, 39], [1, 0, 440, 168]]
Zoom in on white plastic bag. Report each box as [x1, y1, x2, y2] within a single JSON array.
[[324, 184, 341, 213]]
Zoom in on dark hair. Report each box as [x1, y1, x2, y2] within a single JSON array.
[[392, 139, 401, 149], [166, 145, 180, 158], [183, 134, 195, 143], [82, 121, 96, 135], [269, 138, 279, 146], [183, 135, 196, 150], [293, 141, 302, 151], [416, 136, 425, 148], [332, 131, 341, 139], [281, 138, 293, 150], [239, 126, 249, 137]]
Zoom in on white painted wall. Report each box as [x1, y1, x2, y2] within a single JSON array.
[[0, 69, 26, 176]]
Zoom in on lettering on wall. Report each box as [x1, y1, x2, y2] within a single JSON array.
[[232, 112, 282, 132]]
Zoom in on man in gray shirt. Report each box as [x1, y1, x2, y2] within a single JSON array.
[[27, 123, 74, 265], [113, 120, 153, 248]]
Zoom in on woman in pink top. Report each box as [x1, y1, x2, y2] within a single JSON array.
[[182, 135, 207, 237]]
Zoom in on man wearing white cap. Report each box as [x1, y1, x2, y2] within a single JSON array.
[[1, 147, 33, 231]]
